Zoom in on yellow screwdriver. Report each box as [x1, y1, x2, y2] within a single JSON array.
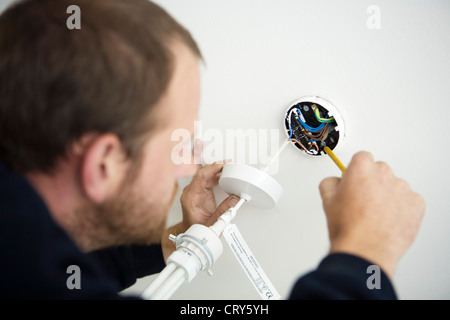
[[323, 146, 346, 174]]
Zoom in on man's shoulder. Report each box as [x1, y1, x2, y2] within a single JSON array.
[[0, 163, 119, 299]]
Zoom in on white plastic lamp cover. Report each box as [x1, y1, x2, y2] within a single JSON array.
[[219, 163, 283, 209]]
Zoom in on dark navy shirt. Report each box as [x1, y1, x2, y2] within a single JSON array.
[[0, 162, 165, 299], [0, 162, 396, 299]]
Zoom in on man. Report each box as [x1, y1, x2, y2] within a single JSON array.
[[0, 0, 424, 299]]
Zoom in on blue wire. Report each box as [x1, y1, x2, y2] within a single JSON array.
[[288, 121, 293, 139], [287, 109, 295, 139], [296, 108, 325, 132]]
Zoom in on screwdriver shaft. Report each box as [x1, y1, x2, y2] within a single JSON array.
[[323, 146, 346, 174]]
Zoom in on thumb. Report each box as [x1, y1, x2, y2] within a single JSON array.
[[319, 177, 341, 203], [214, 195, 240, 218]]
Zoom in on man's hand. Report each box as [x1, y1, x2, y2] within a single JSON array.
[[180, 162, 240, 228], [161, 162, 239, 261], [319, 151, 425, 278]]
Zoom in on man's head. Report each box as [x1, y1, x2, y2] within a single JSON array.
[[0, 0, 202, 251]]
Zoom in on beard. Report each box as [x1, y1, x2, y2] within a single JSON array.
[[95, 187, 168, 246], [74, 169, 179, 252]]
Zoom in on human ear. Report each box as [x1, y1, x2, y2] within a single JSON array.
[[80, 134, 129, 203]]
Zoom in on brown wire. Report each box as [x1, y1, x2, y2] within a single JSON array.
[[288, 138, 309, 152], [291, 117, 333, 154], [304, 123, 329, 141]]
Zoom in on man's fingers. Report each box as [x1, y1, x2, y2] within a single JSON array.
[[193, 161, 230, 188], [351, 151, 374, 164], [201, 162, 226, 177], [214, 195, 240, 218], [214, 159, 232, 165], [346, 151, 375, 174], [319, 177, 341, 201], [318, 152, 374, 206]]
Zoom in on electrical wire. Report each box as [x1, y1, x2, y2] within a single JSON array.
[[310, 141, 319, 152], [287, 108, 296, 139], [287, 106, 335, 155], [288, 121, 293, 139], [288, 138, 309, 152], [314, 108, 334, 123], [288, 138, 318, 155], [304, 124, 329, 141], [296, 108, 325, 132], [263, 140, 290, 173], [312, 104, 335, 123]]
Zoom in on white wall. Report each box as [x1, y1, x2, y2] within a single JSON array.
[[2, 0, 449, 299]]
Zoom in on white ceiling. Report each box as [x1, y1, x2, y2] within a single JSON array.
[[144, 0, 450, 300], [2, 0, 449, 299]]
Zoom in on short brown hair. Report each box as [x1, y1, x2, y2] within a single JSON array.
[[0, 0, 201, 173]]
